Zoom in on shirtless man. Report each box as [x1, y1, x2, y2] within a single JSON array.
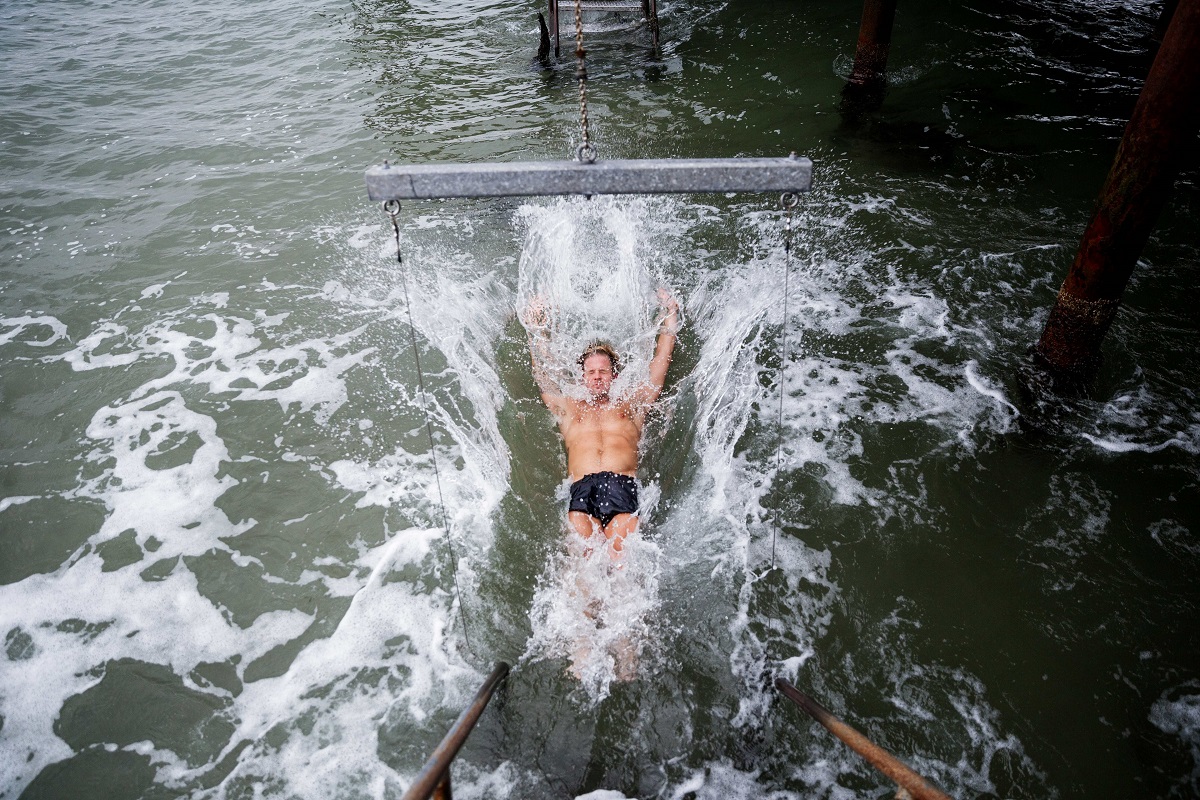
[[525, 290, 680, 557]]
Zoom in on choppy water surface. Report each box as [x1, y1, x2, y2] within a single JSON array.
[[2, 0, 1197, 797]]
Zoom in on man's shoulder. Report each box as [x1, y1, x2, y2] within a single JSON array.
[[621, 382, 660, 409]]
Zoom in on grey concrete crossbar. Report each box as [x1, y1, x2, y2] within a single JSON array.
[[364, 156, 813, 200]]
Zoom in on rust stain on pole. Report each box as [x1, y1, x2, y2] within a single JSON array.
[[848, 0, 898, 89], [842, 0, 899, 115], [1034, 0, 1200, 386]]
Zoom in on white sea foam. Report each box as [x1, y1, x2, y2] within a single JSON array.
[[190, 529, 479, 799], [163, 216, 520, 796], [0, 495, 39, 512], [80, 389, 251, 558], [667, 760, 804, 800], [576, 790, 633, 800], [0, 557, 313, 791], [1150, 684, 1200, 794], [671, 186, 1056, 794], [1082, 387, 1200, 455], [964, 359, 1020, 419], [0, 314, 69, 348], [0, 264, 500, 796]]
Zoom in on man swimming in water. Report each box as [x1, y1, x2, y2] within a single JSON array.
[[525, 289, 680, 557]]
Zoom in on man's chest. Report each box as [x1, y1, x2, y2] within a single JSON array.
[[564, 406, 637, 438]]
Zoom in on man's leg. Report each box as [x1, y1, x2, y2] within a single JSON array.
[[566, 530, 595, 676], [568, 511, 600, 547], [602, 513, 639, 557]]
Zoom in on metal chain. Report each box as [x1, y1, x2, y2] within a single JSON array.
[[573, 0, 597, 162], [384, 199, 403, 266], [382, 200, 474, 654]]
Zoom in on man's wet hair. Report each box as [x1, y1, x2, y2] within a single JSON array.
[[578, 341, 621, 375]]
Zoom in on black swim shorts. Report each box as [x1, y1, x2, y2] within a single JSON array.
[[568, 471, 639, 528]]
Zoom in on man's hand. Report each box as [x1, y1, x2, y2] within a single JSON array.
[[523, 294, 552, 333], [656, 288, 680, 335]]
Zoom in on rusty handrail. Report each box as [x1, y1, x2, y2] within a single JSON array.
[[775, 678, 954, 800], [403, 662, 510, 800]]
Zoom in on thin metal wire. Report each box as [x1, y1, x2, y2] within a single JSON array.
[[384, 201, 473, 653], [759, 192, 801, 681], [771, 192, 799, 568]]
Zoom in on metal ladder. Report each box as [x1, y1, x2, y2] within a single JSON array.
[[401, 662, 509, 800], [546, 0, 660, 57], [398, 665, 953, 800], [776, 678, 954, 800]]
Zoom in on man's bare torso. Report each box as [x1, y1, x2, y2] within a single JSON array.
[[524, 288, 679, 505], [558, 397, 644, 481]]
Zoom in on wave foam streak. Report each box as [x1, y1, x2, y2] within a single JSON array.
[[512, 197, 681, 703], [0, 247, 512, 797], [659, 177, 1055, 795], [525, 534, 662, 703]]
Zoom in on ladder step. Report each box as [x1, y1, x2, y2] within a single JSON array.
[[571, 2, 645, 10]]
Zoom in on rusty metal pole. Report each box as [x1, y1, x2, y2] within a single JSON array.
[[1033, 0, 1200, 388], [432, 772, 452, 800], [550, 0, 560, 58], [842, 0, 898, 113], [776, 679, 953, 800]]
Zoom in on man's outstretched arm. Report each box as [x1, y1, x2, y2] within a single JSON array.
[[641, 289, 680, 405], [523, 296, 570, 417]]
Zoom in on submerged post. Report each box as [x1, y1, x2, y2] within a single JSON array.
[[842, 0, 898, 113], [1033, 0, 1200, 388], [537, 12, 551, 61]]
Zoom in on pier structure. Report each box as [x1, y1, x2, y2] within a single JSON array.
[[1034, 0, 1200, 387]]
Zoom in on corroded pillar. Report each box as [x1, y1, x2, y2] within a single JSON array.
[[841, 0, 898, 114], [1034, 0, 1200, 386], [848, 0, 898, 89]]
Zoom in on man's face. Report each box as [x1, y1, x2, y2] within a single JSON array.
[[581, 353, 615, 400]]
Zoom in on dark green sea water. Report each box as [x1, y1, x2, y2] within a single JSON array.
[[2, 0, 1197, 797]]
